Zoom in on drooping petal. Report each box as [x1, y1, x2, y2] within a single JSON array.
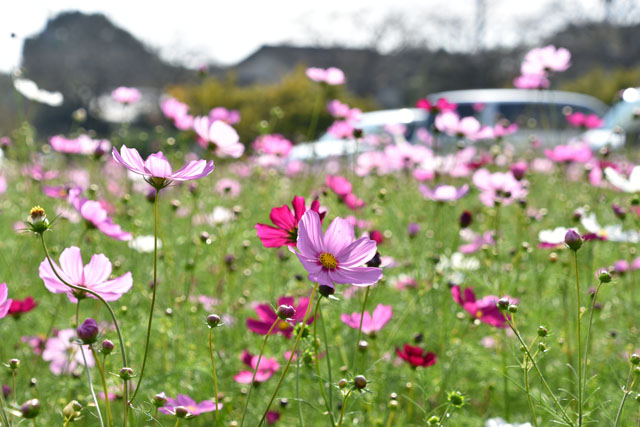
[[255, 223, 293, 247], [171, 160, 215, 181], [270, 205, 296, 231], [91, 272, 133, 301], [112, 146, 146, 175], [329, 266, 382, 286]]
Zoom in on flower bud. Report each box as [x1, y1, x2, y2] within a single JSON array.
[[358, 340, 368, 352], [174, 406, 189, 418], [537, 326, 548, 337], [538, 342, 547, 352], [612, 203, 627, 220], [27, 206, 50, 234], [508, 304, 518, 313], [279, 398, 288, 408], [206, 314, 221, 328], [101, 339, 114, 355], [366, 252, 382, 268], [564, 229, 583, 251], [447, 390, 465, 407], [63, 400, 82, 420], [153, 392, 167, 407], [428, 415, 441, 425], [318, 284, 335, 297], [276, 305, 295, 320], [597, 268, 612, 283], [353, 375, 367, 390], [77, 318, 99, 344], [119, 367, 134, 380], [634, 366, 640, 376], [338, 379, 348, 389], [8, 359, 20, 370], [459, 210, 473, 229], [631, 354, 640, 365], [407, 223, 420, 238], [2, 384, 9, 398], [497, 298, 510, 311], [20, 398, 40, 419]]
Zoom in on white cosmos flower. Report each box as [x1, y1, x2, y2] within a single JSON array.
[[128, 235, 162, 253], [581, 213, 639, 242], [486, 418, 532, 427], [538, 227, 573, 246], [13, 78, 63, 106], [604, 166, 640, 193]]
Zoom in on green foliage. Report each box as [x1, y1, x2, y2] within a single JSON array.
[[166, 66, 377, 144], [560, 66, 640, 104]]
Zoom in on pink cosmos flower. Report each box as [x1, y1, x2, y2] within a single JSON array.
[[255, 195, 325, 248], [0, 283, 11, 319], [42, 328, 94, 375], [68, 188, 132, 241], [451, 285, 515, 328], [306, 67, 345, 85], [111, 87, 141, 104], [246, 296, 312, 338], [193, 116, 245, 158], [253, 134, 293, 157], [292, 210, 383, 290], [544, 144, 592, 163], [327, 120, 355, 139], [419, 184, 469, 202], [344, 193, 365, 210], [50, 135, 111, 155], [326, 175, 352, 196], [8, 297, 37, 318], [112, 145, 215, 187], [215, 178, 241, 198], [159, 394, 221, 416], [472, 168, 528, 206], [521, 45, 571, 75], [161, 98, 194, 130], [234, 350, 280, 384], [435, 112, 481, 140], [566, 112, 603, 129], [24, 164, 58, 181], [341, 304, 392, 336], [209, 107, 240, 125], [510, 161, 527, 180], [384, 143, 431, 171], [416, 97, 457, 114], [39, 246, 133, 303], [327, 100, 362, 121], [513, 74, 549, 89]]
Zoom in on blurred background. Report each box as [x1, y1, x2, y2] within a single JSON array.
[[2, 0, 640, 142]]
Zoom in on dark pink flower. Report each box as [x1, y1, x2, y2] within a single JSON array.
[[256, 196, 325, 248], [292, 210, 383, 290], [8, 297, 37, 318], [566, 112, 603, 129], [341, 304, 392, 336], [246, 296, 312, 338], [39, 247, 133, 303], [159, 394, 221, 416], [234, 350, 280, 384], [416, 97, 457, 114], [451, 285, 516, 328], [395, 344, 437, 368], [266, 410, 281, 424]]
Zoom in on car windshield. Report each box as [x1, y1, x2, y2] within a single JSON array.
[[602, 100, 640, 130]]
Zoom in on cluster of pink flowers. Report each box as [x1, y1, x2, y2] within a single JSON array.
[[435, 112, 481, 140], [209, 107, 240, 125], [68, 188, 132, 241], [234, 350, 280, 384], [193, 116, 245, 158], [326, 100, 362, 139], [472, 168, 528, 206], [544, 143, 592, 163], [565, 112, 603, 129], [253, 134, 293, 158], [416, 97, 457, 114], [161, 97, 194, 130], [514, 45, 571, 89], [326, 175, 364, 209], [50, 135, 111, 156]]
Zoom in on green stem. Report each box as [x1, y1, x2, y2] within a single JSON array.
[[502, 329, 510, 421], [296, 355, 304, 427], [40, 235, 129, 421], [337, 390, 353, 427], [0, 384, 11, 427], [352, 287, 370, 372], [312, 298, 336, 426], [306, 88, 323, 144], [506, 316, 575, 427], [582, 281, 603, 405], [208, 329, 220, 427], [408, 369, 415, 421], [92, 348, 113, 427], [574, 251, 583, 427], [11, 371, 16, 406], [523, 344, 538, 427], [76, 302, 104, 427], [241, 318, 279, 427], [258, 283, 319, 426], [614, 367, 636, 427], [320, 300, 334, 415], [129, 189, 160, 404]]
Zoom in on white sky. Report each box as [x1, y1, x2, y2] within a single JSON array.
[[0, 0, 616, 73]]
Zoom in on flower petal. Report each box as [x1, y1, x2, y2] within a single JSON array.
[[329, 266, 382, 286], [59, 247, 84, 285], [297, 210, 324, 258], [323, 217, 355, 255], [143, 152, 172, 178], [335, 237, 377, 268], [112, 146, 146, 175]]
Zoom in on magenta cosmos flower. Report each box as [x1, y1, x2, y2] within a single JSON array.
[[255, 195, 325, 248], [341, 304, 392, 336], [234, 350, 280, 384], [112, 145, 214, 188], [416, 97, 457, 114], [112, 87, 141, 104], [247, 296, 312, 338], [68, 188, 132, 241], [451, 285, 516, 328], [42, 328, 94, 375], [159, 394, 221, 416], [0, 283, 11, 319], [8, 297, 37, 318], [39, 246, 133, 303], [419, 184, 469, 202], [395, 344, 437, 369], [544, 144, 592, 163], [293, 210, 383, 290], [566, 112, 603, 129]]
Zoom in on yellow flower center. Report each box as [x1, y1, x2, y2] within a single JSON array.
[[278, 321, 291, 331], [30, 206, 46, 220], [475, 310, 483, 318], [319, 253, 338, 270]]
